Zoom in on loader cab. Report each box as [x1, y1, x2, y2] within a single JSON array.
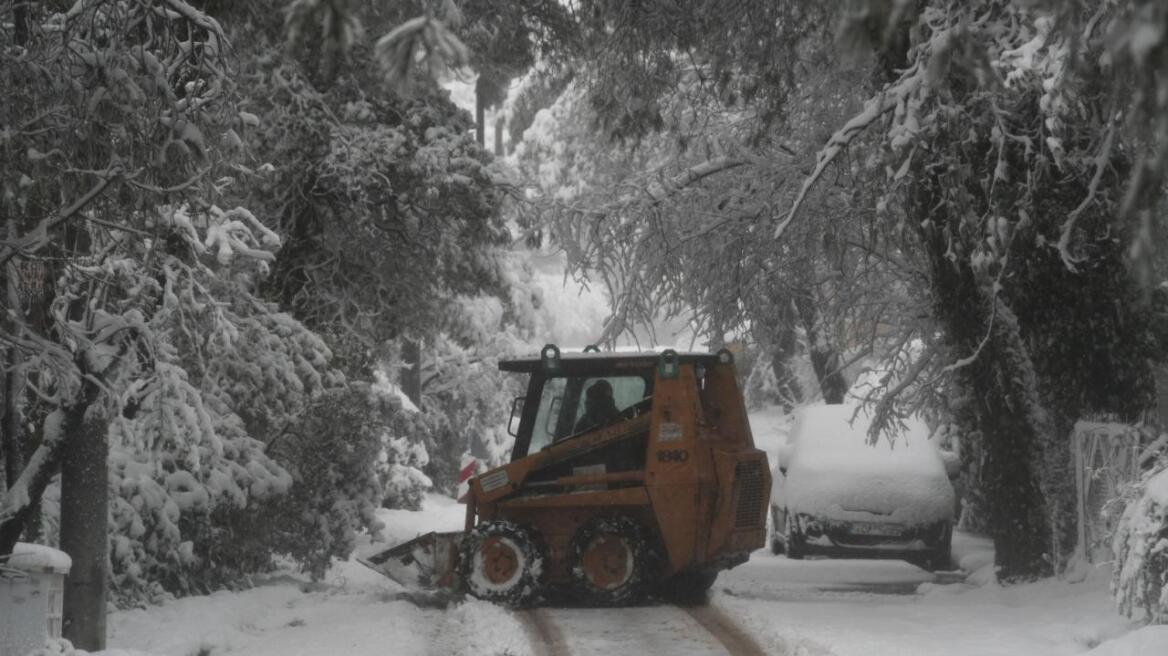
[[512, 371, 653, 459]]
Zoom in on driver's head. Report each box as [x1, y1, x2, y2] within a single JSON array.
[[584, 380, 615, 413]]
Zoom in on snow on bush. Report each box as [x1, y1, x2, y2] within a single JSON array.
[[1112, 456, 1168, 623], [260, 385, 393, 579], [34, 204, 342, 603], [379, 434, 433, 512]]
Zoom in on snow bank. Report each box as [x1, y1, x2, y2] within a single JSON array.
[[781, 405, 955, 524], [1085, 625, 1168, 656], [27, 638, 157, 656], [425, 598, 532, 656]]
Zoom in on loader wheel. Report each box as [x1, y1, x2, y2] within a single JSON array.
[[569, 516, 656, 605], [459, 521, 546, 606]]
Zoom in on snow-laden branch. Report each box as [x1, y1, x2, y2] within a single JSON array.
[[642, 156, 748, 204], [774, 64, 925, 240], [0, 405, 74, 554], [0, 165, 123, 266], [867, 345, 935, 445]]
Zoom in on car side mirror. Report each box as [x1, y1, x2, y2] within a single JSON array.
[[939, 449, 961, 480], [777, 444, 794, 475], [507, 396, 525, 437]]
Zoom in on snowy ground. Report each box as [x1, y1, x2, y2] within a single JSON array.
[[90, 493, 1163, 656], [62, 405, 1168, 656]]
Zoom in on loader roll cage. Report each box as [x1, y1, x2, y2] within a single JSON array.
[[502, 350, 724, 462]]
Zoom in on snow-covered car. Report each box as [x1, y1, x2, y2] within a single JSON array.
[[769, 404, 959, 570]]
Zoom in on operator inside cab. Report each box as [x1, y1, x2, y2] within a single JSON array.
[[574, 379, 621, 434]]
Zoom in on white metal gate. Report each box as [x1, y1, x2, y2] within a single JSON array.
[[1071, 421, 1149, 564]]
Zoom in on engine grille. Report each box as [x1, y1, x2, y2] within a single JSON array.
[[733, 460, 766, 529]]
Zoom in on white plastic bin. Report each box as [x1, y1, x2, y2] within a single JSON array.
[[1, 543, 71, 656]]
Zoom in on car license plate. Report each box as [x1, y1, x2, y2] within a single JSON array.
[[849, 521, 901, 536]]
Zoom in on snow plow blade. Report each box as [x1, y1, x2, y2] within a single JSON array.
[[357, 531, 462, 590]]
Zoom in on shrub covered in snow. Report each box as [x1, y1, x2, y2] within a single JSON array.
[[1113, 456, 1168, 623], [380, 432, 433, 512], [260, 385, 391, 579], [30, 204, 342, 604]]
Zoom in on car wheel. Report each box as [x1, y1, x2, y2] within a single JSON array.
[[924, 525, 953, 571], [785, 513, 805, 560], [459, 521, 547, 606]]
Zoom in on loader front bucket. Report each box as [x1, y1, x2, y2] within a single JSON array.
[[357, 531, 463, 590]]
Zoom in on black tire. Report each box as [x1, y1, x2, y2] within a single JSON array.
[[569, 516, 658, 605], [459, 521, 546, 606], [659, 570, 718, 606], [784, 513, 805, 560], [922, 525, 953, 572]]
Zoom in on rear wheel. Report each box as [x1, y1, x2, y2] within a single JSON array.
[[569, 516, 657, 605], [459, 521, 546, 606]]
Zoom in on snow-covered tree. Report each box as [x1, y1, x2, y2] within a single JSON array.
[[1113, 454, 1168, 623], [515, 0, 1168, 582]]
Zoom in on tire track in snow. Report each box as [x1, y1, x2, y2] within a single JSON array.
[[518, 608, 570, 656], [517, 603, 771, 656], [681, 604, 771, 656]]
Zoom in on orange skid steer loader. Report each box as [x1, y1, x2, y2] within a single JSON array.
[[359, 346, 771, 605]]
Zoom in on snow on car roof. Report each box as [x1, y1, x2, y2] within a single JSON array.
[[782, 403, 954, 524]]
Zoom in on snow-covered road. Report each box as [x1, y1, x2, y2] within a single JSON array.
[[101, 495, 1156, 656], [99, 399, 1157, 656]]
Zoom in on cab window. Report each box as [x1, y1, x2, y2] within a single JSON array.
[[527, 375, 648, 454]]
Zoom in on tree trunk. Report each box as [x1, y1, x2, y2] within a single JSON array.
[[769, 324, 803, 411], [401, 338, 422, 407], [793, 295, 847, 404], [494, 114, 505, 156], [14, 1, 30, 46], [918, 212, 1053, 580], [1, 366, 22, 491], [474, 81, 486, 149], [3, 218, 24, 490], [60, 413, 107, 651]]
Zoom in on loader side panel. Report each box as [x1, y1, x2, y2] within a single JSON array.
[[706, 448, 771, 559], [699, 361, 756, 447], [644, 365, 719, 575]]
